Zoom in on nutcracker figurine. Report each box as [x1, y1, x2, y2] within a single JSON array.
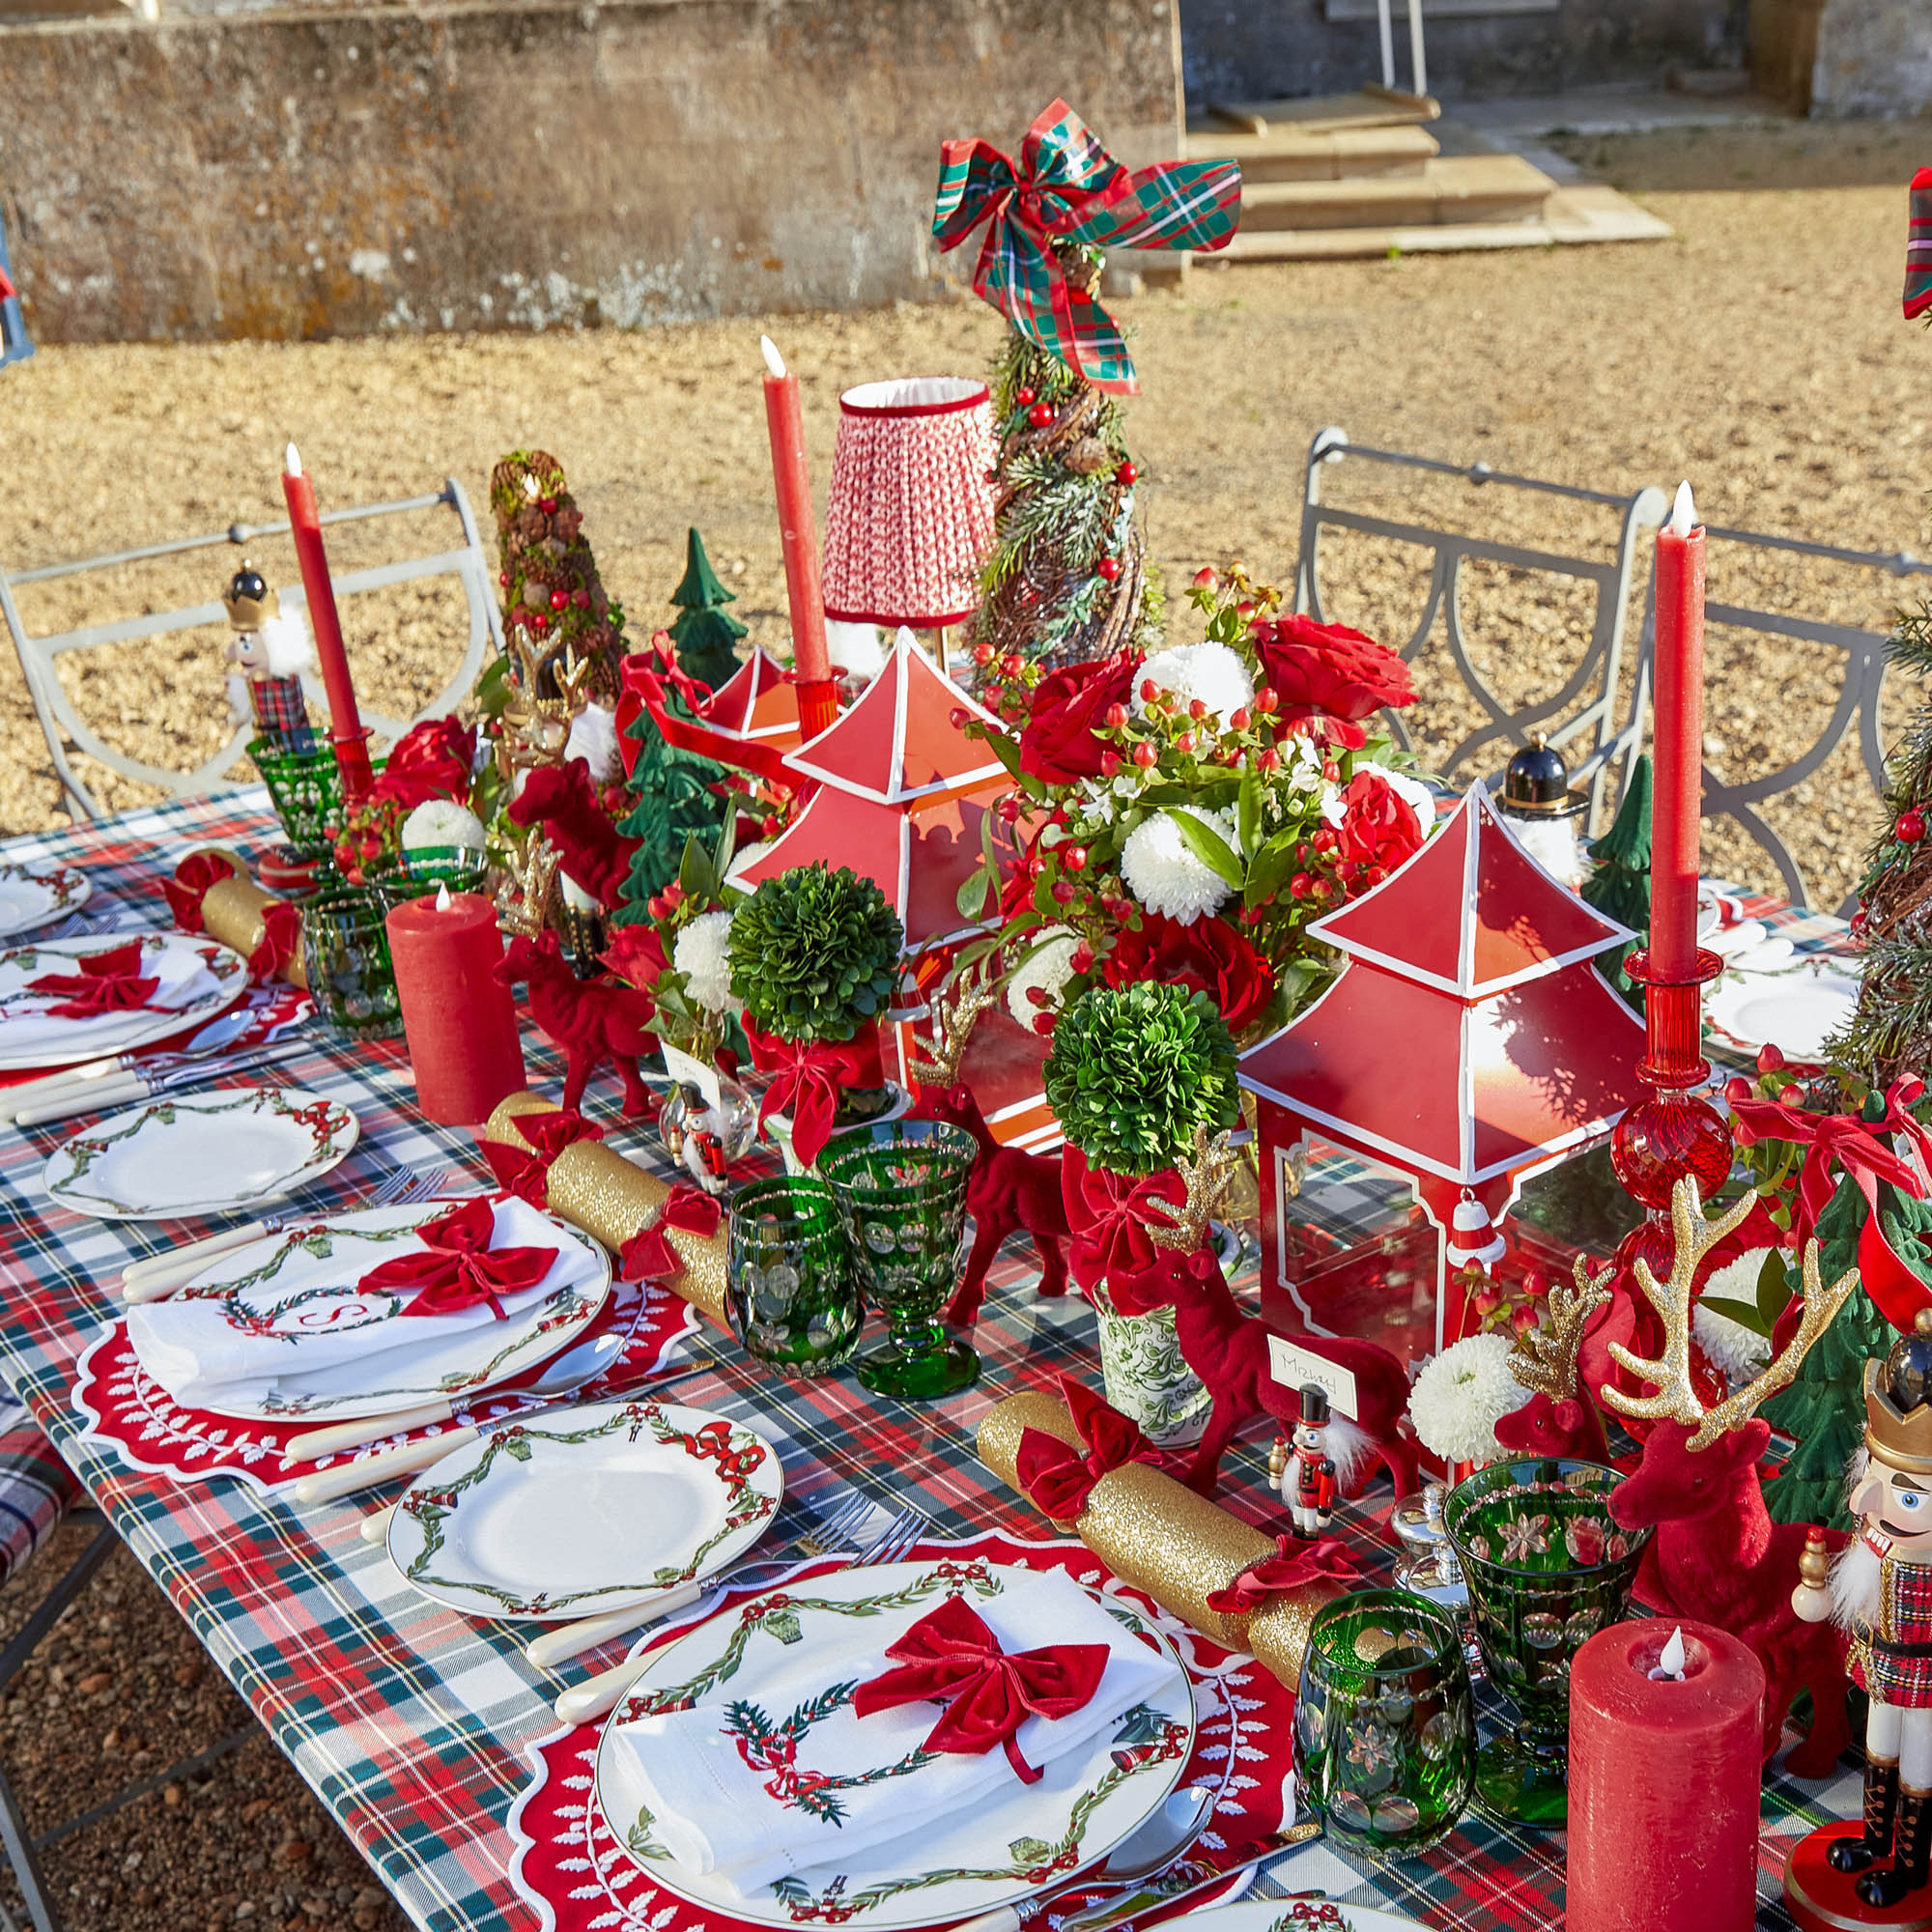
[[222, 560, 318, 754], [1792, 1308, 1932, 1918], [1277, 1384, 1337, 1541]]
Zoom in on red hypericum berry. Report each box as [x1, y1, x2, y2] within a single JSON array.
[[1175, 731, 1196, 754], [1096, 557, 1121, 582], [1758, 1042, 1788, 1072], [531, 613, 549, 632], [539, 496, 558, 514], [1255, 687, 1279, 714], [1290, 873, 1313, 899], [1099, 749, 1122, 777], [1312, 877, 1334, 898], [1104, 701, 1129, 729], [574, 588, 590, 608], [996, 794, 1023, 825], [1312, 825, 1338, 853], [1236, 600, 1256, 620], [1472, 1286, 1502, 1318], [1028, 402, 1054, 429], [1026, 984, 1050, 1008], [949, 707, 969, 729], [1033, 1014, 1055, 1037], [1364, 864, 1385, 885], [1015, 386, 1037, 407], [1512, 1305, 1540, 1337], [1065, 845, 1089, 872], [1229, 707, 1250, 731], [498, 570, 511, 587], [1115, 460, 1138, 486], [550, 589, 569, 611], [1192, 567, 1217, 589], [983, 682, 1004, 706], [760, 814, 781, 838], [1901, 807, 1926, 844], [1140, 678, 1159, 704], [1051, 881, 1075, 906], [1069, 942, 1095, 973], [1188, 698, 1208, 721], [1256, 748, 1281, 773], [1132, 741, 1158, 769], [1295, 841, 1312, 864], [973, 641, 995, 668]]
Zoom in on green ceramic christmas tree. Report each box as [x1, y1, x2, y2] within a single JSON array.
[[611, 683, 728, 924], [1580, 755, 1652, 1007], [668, 527, 747, 692]]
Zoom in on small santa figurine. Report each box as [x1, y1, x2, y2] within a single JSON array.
[[1794, 1306, 1932, 1908], [1274, 1384, 1338, 1541], [223, 560, 319, 755]]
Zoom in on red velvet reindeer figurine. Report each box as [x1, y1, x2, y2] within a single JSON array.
[[496, 930, 658, 1116], [1596, 1179, 1857, 1776]]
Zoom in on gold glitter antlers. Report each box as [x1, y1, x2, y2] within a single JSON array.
[[1508, 1262, 1613, 1405]]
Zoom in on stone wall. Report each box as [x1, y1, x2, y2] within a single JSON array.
[[1810, 0, 1932, 116], [0, 0, 1182, 344]]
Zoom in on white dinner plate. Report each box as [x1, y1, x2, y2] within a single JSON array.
[[130, 1197, 611, 1422], [0, 932, 247, 1071], [42, 1086, 358, 1222], [0, 865, 90, 938], [387, 1400, 783, 1621], [1181, 1899, 1426, 1932], [1707, 955, 1861, 1060], [596, 1558, 1196, 1931]]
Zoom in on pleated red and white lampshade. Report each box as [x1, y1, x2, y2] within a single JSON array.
[[821, 377, 997, 630]]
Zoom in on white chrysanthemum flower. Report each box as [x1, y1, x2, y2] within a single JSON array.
[[1120, 807, 1236, 926], [673, 909, 736, 1012], [1352, 761, 1436, 834], [1131, 641, 1254, 725], [1006, 925, 1080, 1030], [401, 798, 487, 853], [1407, 1332, 1532, 1464], [1693, 1251, 1778, 1389], [564, 701, 622, 783]]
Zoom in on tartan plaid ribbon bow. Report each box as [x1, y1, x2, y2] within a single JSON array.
[[360, 1195, 556, 1321], [932, 99, 1240, 393], [1908, 167, 1932, 322], [1206, 1536, 1361, 1616], [618, 1185, 722, 1287], [1015, 1375, 1164, 1522], [25, 940, 160, 1018]]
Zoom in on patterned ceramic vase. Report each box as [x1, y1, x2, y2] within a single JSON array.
[[1092, 1292, 1211, 1448]]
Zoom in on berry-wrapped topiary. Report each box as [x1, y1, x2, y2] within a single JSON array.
[[728, 863, 903, 1043], [1043, 980, 1239, 1176]]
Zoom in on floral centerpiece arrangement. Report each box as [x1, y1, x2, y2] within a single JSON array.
[[960, 568, 1430, 1045]]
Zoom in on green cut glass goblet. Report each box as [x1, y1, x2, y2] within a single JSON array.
[[725, 1176, 864, 1378], [1295, 1588, 1475, 1861], [1443, 1457, 1651, 1830], [818, 1121, 979, 1400]]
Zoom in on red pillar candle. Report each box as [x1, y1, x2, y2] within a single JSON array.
[[281, 442, 375, 803], [1569, 1619, 1765, 1932], [1650, 480, 1706, 981], [385, 888, 526, 1126], [758, 335, 840, 740]]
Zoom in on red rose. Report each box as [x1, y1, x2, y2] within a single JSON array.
[[600, 922, 668, 992], [1252, 615, 1414, 749], [1100, 911, 1275, 1035], [371, 717, 477, 810], [1018, 652, 1142, 786], [1338, 771, 1424, 875]]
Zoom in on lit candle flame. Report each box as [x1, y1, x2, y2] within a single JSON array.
[[284, 441, 303, 478], [1668, 479, 1696, 538], [1647, 1625, 1689, 1680], [759, 335, 787, 380], [436, 883, 452, 912]]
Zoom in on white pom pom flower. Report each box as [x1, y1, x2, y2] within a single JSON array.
[[1407, 1331, 1533, 1465], [1121, 806, 1236, 925], [1006, 926, 1080, 1031], [673, 909, 737, 1013], [1131, 641, 1254, 725], [401, 798, 487, 853], [1693, 1250, 1778, 1389]]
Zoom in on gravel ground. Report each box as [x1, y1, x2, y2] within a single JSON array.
[[0, 114, 1925, 1929]]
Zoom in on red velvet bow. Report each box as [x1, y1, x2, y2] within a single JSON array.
[[1060, 1147, 1187, 1297], [852, 1595, 1109, 1783], [359, 1196, 557, 1320], [1732, 1077, 1932, 1329], [742, 1019, 880, 1169], [246, 899, 301, 983], [161, 852, 240, 933], [618, 646, 791, 790], [484, 1110, 606, 1208], [1015, 1376, 1163, 1522], [25, 940, 160, 1019], [1205, 1536, 1361, 1617], [618, 1185, 723, 1286]]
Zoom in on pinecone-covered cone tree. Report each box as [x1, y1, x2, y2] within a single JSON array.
[[488, 451, 627, 705], [973, 247, 1162, 674]]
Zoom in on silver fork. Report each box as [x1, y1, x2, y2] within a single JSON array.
[[547, 1498, 931, 1723]]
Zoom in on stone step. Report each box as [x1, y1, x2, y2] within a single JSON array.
[[1184, 123, 1440, 182], [1186, 86, 1440, 138], [1236, 154, 1556, 232]]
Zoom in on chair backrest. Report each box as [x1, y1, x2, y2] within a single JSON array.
[[0, 479, 505, 823], [1293, 426, 1666, 826]]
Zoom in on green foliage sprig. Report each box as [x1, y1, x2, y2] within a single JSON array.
[[728, 864, 903, 1043], [1043, 981, 1239, 1176]]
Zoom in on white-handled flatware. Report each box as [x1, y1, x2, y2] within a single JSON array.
[[293, 1427, 478, 1506], [14, 1041, 304, 1126], [527, 1591, 704, 1669], [122, 1222, 274, 1300], [554, 1652, 655, 1726], [359, 1502, 399, 1545], [0, 1004, 253, 1122], [287, 1399, 461, 1463]]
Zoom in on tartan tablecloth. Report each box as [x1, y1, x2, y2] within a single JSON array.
[[0, 791, 1866, 1932]]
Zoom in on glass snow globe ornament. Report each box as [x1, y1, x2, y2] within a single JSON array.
[[659, 1045, 757, 1194], [1496, 736, 1590, 889]]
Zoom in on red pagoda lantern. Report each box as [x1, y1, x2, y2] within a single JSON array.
[[697, 644, 804, 756], [1238, 782, 1649, 1374]]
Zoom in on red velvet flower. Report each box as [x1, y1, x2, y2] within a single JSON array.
[[600, 923, 668, 992], [1100, 911, 1274, 1035], [1251, 615, 1414, 749], [371, 717, 477, 810], [1337, 771, 1424, 876], [1018, 652, 1141, 786]]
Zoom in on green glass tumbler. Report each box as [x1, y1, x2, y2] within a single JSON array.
[[299, 884, 403, 1040], [818, 1120, 979, 1400], [1442, 1457, 1651, 1830], [1294, 1588, 1475, 1861], [725, 1176, 864, 1378]]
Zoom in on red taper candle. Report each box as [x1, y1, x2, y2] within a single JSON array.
[[385, 888, 526, 1125], [281, 442, 375, 803], [1650, 480, 1706, 980], [1569, 1619, 1764, 1932], [759, 336, 840, 740]]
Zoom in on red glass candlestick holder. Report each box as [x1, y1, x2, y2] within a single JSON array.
[[1609, 947, 1734, 1278]]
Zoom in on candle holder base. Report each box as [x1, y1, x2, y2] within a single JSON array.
[[1786, 1823, 1932, 1932]]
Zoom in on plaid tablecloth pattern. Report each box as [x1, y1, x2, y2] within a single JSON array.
[[0, 792, 1865, 1932]]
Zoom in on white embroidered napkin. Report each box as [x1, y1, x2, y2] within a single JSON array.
[[0, 936, 222, 1055], [606, 1565, 1180, 1894]]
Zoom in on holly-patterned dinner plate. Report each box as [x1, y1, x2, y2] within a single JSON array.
[[1707, 954, 1860, 1061], [42, 1086, 358, 1222], [594, 1557, 1197, 1931], [0, 864, 90, 939], [386, 1400, 782, 1621], [0, 932, 248, 1070], [1181, 1900, 1425, 1932]]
